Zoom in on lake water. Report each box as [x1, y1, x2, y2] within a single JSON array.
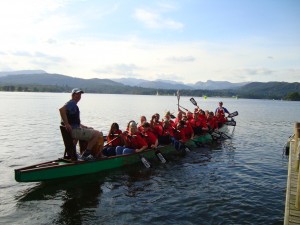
[[0, 92, 299, 225]]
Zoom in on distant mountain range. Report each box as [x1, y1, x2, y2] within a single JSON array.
[[0, 70, 248, 90], [112, 77, 249, 90], [0, 70, 299, 100], [0, 70, 47, 77]]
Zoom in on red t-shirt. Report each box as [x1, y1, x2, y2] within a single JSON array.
[[107, 130, 123, 146], [189, 118, 202, 128], [216, 115, 227, 124], [161, 125, 174, 137], [173, 127, 187, 142], [152, 122, 163, 137], [142, 130, 157, 147], [207, 117, 218, 129], [184, 123, 194, 139], [125, 132, 148, 149]]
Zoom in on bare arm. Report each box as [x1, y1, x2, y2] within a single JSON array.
[[151, 139, 159, 149], [135, 145, 148, 153], [59, 105, 72, 132]]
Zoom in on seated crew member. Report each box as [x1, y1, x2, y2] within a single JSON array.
[[115, 121, 148, 155], [150, 113, 163, 137], [102, 122, 123, 157], [172, 120, 188, 151], [206, 111, 218, 131], [182, 115, 194, 140], [59, 88, 103, 160], [215, 111, 227, 128], [163, 111, 176, 127], [158, 119, 174, 145], [189, 111, 203, 136], [138, 115, 147, 132], [141, 122, 158, 149]]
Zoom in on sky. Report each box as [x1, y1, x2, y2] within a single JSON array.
[[0, 0, 299, 84]]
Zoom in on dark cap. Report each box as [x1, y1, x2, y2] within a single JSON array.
[[71, 88, 84, 94]]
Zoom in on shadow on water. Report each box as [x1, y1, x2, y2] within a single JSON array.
[[15, 164, 157, 224], [14, 143, 224, 225]]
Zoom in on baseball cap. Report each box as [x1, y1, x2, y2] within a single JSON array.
[[71, 88, 84, 94]]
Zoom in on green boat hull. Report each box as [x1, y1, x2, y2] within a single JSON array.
[[15, 125, 231, 183], [15, 145, 177, 182]]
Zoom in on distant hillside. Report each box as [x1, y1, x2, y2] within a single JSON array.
[[236, 82, 300, 99], [138, 80, 191, 90], [0, 70, 47, 77], [193, 80, 249, 90], [113, 77, 247, 90], [112, 78, 148, 86], [0, 70, 299, 100], [0, 73, 124, 93]]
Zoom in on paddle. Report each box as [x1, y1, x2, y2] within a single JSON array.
[[170, 114, 176, 119], [177, 90, 180, 111], [139, 154, 151, 168], [178, 105, 189, 112], [155, 148, 167, 163], [190, 97, 200, 109], [227, 111, 238, 118], [213, 130, 231, 139], [225, 120, 236, 126], [104, 135, 120, 147]]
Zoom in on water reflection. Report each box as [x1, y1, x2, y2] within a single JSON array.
[[15, 165, 158, 224]]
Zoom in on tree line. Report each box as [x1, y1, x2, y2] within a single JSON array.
[[0, 84, 299, 101]]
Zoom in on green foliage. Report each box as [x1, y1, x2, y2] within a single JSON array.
[[0, 74, 300, 101], [284, 92, 300, 101]]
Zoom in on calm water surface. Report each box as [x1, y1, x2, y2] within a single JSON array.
[[0, 92, 299, 225]]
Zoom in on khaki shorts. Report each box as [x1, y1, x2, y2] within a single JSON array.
[[72, 128, 98, 141]]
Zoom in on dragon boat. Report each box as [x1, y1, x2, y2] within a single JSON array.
[[15, 116, 236, 183], [14, 144, 177, 183]]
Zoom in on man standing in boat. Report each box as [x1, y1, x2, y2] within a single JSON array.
[[59, 88, 103, 159]]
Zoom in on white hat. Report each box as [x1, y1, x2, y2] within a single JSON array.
[[71, 88, 84, 94]]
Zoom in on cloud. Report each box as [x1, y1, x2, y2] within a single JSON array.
[[94, 64, 141, 78], [166, 56, 196, 62], [235, 68, 274, 76], [47, 38, 58, 44], [133, 8, 183, 30], [154, 73, 182, 81]]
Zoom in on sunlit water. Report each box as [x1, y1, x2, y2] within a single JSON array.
[[0, 92, 299, 225]]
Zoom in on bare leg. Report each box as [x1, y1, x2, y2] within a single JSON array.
[[87, 131, 102, 150]]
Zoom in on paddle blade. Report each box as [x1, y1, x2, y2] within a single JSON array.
[[140, 155, 151, 168], [190, 97, 197, 106], [225, 120, 236, 126], [155, 150, 167, 163], [211, 131, 221, 139], [220, 132, 231, 139], [228, 111, 238, 118]]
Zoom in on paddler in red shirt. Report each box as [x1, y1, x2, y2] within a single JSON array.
[[173, 120, 188, 143], [215, 111, 227, 127], [103, 122, 123, 156], [182, 115, 194, 140], [150, 113, 163, 137], [115, 121, 148, 155], [206, 112, 218, 130], [141, 122, 158, 149], [138, 115, 147, 132]]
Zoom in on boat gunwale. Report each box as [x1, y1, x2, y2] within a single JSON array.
[[14, 144, 173, 173]]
